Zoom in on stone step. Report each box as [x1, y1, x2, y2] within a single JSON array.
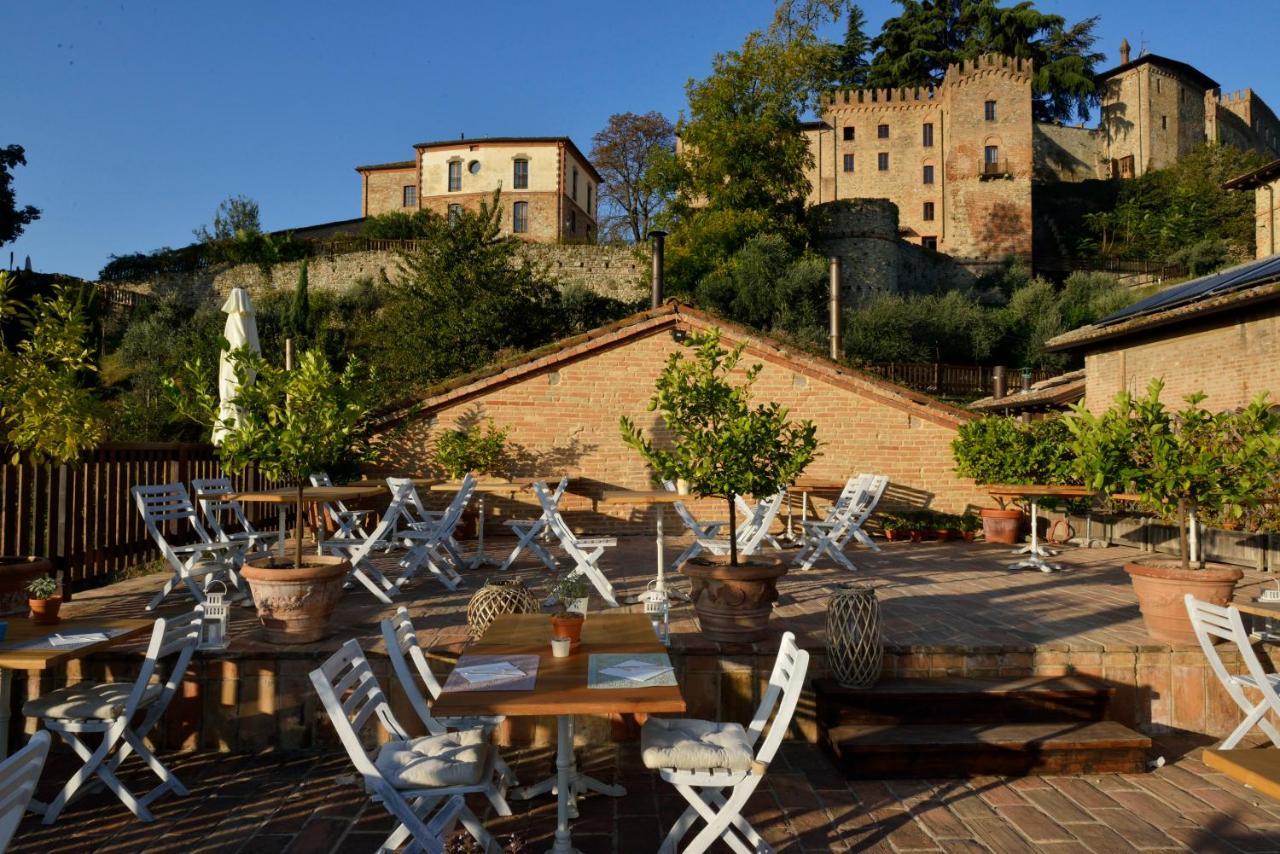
[[815, 676, 1114, 726], [823, 721, 1151, 778]]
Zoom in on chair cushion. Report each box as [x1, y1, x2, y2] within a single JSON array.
[[23, 682, 161, 721], [374, 728, 490, 789], [640, 717, 755, 772]]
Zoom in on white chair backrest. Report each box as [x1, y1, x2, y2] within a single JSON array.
[[739, 492, 784, 548], [127, 607, 203, 723], [0, 730, 50, 850], [436, 474, 477, 533], [745, 632, 809, 766], [133, 483, 215, 561], [831, 475, 871, 515], [534, 481, 577, 544], [311, 639, 409, 778], [662, 481, 709, 533], [1185, 595, 1280, 707], [851, 475, 889, 522], [381, 607, 448, 736], [309, 471, 361, 516], [385, 477, 429, 524], [191, 476, 256, 540]]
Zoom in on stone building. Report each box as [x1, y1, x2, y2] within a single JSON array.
[[1224, 158, 1280, 260], [804, 54, 1035, 264], [355, 136, 600, 243]]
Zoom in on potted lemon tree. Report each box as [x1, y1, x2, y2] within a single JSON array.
[[0, 272, 105, 614], [620, 329, 818, 643], [1067, 380, 1280, 643], [168, 348, 379, 642]]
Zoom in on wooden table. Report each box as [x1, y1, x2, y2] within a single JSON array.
[[1232, 598, 1280, 641], [600, 489, 691, 609], [432, 613, 684, 853], [0, 615, 153, 757], [426, 478, 552, 569], [221, 485, 388, 557], [786, 480, 851, 541]]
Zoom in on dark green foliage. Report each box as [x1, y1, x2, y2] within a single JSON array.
[[835, 5, 872, 88], [286, 261, 311, 343], [0, 145, 40, 246], [694, 234, 828, 343], [362, 211, 436, 240], [558, 285, 643, 336], [952, 414, 1078, 495], [867, 0, 1102, 123], [1082, 144, 1266, 264], [193, 195, 261, 243]]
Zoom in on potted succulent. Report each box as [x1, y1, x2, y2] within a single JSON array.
[[168, 348, 379, 643], [433, 416, 509, 539], [957, 512, 982, 542], [621, 329, 819, 643], [880, 513, 906, 542], [26, 575, 61, 625], [0, 273, 105, 612], [548, 572, 590, 649], [952, 416, 1076, 545], [1067, 380, 1280, 643]]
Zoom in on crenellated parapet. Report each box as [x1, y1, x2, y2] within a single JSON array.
[[826, 54, 1033, 109]]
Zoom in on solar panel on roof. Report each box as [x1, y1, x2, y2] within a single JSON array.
[[1095, 254, 1280, 327]]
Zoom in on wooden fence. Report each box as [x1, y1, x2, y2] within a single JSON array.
[[0, 443, 285, 595], [863, 363, 1056, 397]]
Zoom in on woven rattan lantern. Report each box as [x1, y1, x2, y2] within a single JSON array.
[[826, 584, 882, 688], [467, 578, 540, 637]]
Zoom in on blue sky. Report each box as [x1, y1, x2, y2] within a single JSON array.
[[5, 0, 1277, 279]]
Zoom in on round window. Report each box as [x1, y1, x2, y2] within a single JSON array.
[[468, 160, 481, 175]]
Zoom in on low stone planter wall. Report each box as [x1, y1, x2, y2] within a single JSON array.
[[1043, 509, 1280, 572]]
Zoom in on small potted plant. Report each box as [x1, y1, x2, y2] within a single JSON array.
[[957, 512, 982, 542], [620, 329, 819, 643], [906, 511, 928, 543], [27, 576, 61, 625], [1068, 380, 1280, 643], [880, 513, 906, 542], [548, 572, 590, 649], [168, 348, 380, 643], [934, 514, 959, 542]]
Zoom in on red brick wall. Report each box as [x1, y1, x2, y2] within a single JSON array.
[[378, 320, 986, 532]]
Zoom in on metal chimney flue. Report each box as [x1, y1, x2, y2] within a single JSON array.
[[649, 230, 668, 309], [828, 257, 842, 360], [992, 366, 1007, 400]]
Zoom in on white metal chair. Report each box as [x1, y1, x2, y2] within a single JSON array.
[[498, 476, 567, 572], [792, 475, 888, 571], [671, 488, 786, 569], [191, 476, 281, 554], [534, 482, 618, 608], [1186, 594, 1280, 749], [317, 487, 412, 603], [132, 483, 247, 611], [26, 609, 203, 825], [0, 730, 50, 849], [310, 639, 507, 853], [394, 475, 476, 576], [643, 631, 810, 854], [380, 607, 517, 785], [309, 472, 373, 540]]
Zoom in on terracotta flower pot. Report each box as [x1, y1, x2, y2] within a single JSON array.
[[550, 614, 585, 649], [934, 530, 953, 542], [883, 529, 905, 542], [1125, 560, 1243, 644], [909, 530, 925, 543], [682, 555, 787, 644], [981, 508, 1022, 545], [962, 531, 977, 543], [29, 596, 62, 625], [0, 557, 51, 617], [241, 555, 349, 644]]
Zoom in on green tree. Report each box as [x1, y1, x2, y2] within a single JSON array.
[[620, 329, 819, 565], [867, 0, 1102, 123], [286, 260, 312, 344], [194, 195, 261, 242], [835, 4, 872, 88], [0, 145, 40, 246], [590, 112, 676, 243]]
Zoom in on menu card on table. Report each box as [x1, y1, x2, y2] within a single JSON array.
[[588, 653, 677, 689], [442, 654, 540, 692], [4, 627, 131, 651]]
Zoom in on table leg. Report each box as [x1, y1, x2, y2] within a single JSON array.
[[1010, 500, 1062, 573], [0, 668, 10, 759], [551, 714, 576, 854], [466, 495, 500, 569], [278, 507, 287, 559]]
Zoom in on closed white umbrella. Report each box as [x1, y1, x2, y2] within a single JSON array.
[[213, 288, 260, 445]]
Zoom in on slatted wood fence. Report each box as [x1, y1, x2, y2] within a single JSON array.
[[863, 363, 1056, 397], [0, 443, 285, 595]]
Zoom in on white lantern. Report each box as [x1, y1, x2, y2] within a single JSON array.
[[199, 581, 230, 651], [642, 582, 670, 645]]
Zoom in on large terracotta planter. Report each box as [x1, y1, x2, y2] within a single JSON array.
[[1125, 560, 1243, 644], [683, 556, 787, 644], [0, 557, 51, 616], [980, 508, 1022, 545], [241, 555, 349, 644]]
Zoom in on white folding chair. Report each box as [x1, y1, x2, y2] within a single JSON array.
[[671, 488, 785, 569], [534, 482, 618, 608], [735, 495, 784, 552], [381, 607, 517, 785], [309, 472, 373, 540], [191, 476, 281, 554], [310, 639, 507, 853], [318, 487, 412, 603], [394, 475, 476, 574], [27, 609, 203, 824], [498, 476, 567, 572], [1186, 594, 1280, 749], [0, 730, 50, 848], [793, 475, 889, 571], [643, 631, 810, 854], [132, 483, 247, 611]]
